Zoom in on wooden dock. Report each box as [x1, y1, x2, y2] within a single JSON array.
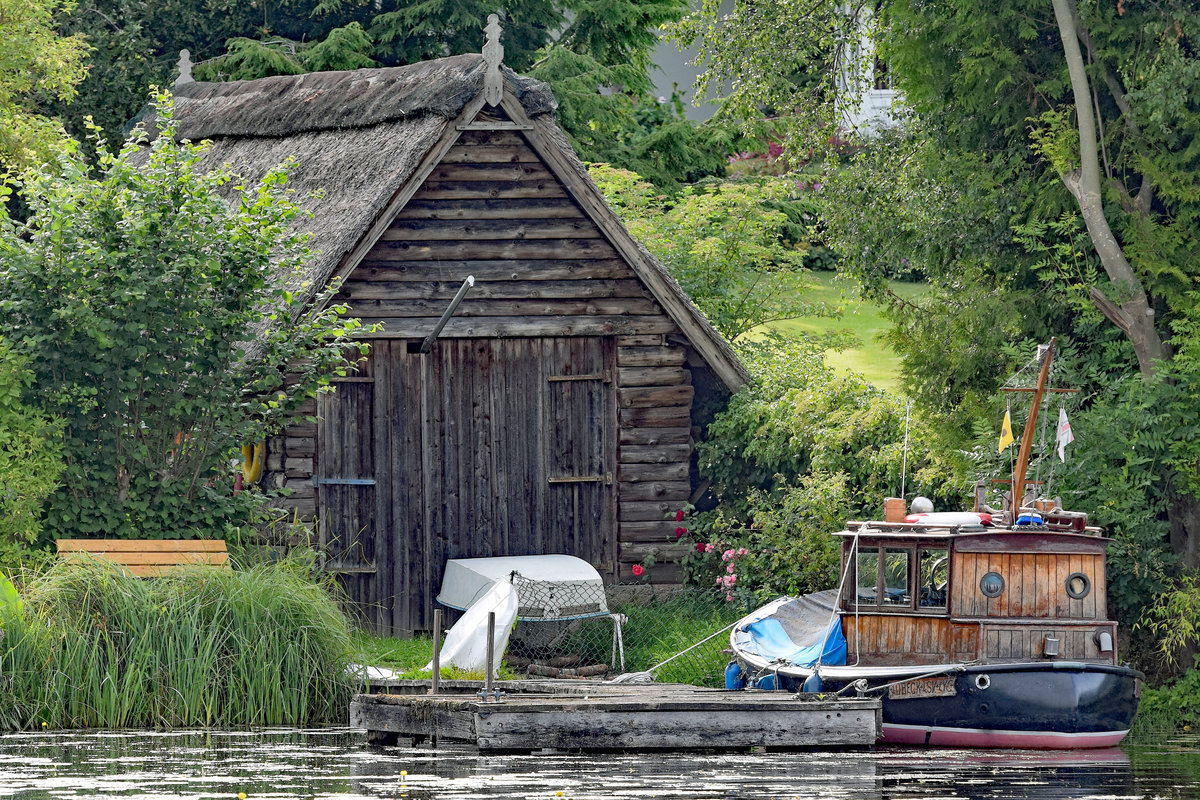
[[351, 683, 881, 751]]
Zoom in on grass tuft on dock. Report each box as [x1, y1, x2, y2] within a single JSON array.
[[0, 558, 360, 730]]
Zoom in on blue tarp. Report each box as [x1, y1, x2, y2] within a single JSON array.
[[743, 616, 847, 667]]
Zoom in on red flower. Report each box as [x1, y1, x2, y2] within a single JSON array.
[[675, 509, 686, 522], [632, 564, 645, 577], [696, 542, 706, 553], [675, 526, 687, 538]]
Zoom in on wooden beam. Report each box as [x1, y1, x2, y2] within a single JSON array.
[[350, 259, 632, 282], [355, 315, 677, 338]]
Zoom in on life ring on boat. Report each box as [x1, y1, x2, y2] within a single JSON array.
[[904, 511, 993, 526]]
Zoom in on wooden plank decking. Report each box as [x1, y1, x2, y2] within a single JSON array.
[[351, 683, 881, 751]]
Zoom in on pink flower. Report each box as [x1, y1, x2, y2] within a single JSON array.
[[736, 547, 749, 556], [675, 526, 687, 538], [725, 592, 734, 602], [722, 549, 735, 562], [726, 563, 735, 574], [704, 544, 715, 553], [632, 564, 644, 577], [675, 509, 686, 522], [729, 574, 737, 584]]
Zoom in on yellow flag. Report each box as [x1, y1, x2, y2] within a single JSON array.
[[998, 408, 1014, 452]]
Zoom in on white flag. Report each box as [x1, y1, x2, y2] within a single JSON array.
[[1056, 407, 1074, 462]]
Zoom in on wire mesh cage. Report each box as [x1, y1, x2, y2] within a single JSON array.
[[504, 582, 743, 686]]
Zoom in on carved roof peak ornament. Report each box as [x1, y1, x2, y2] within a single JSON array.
[[483, 13, 504, 106], [175, 49, 194, 86]]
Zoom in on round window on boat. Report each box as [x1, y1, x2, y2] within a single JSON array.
[[979, 571, 1005, 598], [1066, 572, 1091, 599]]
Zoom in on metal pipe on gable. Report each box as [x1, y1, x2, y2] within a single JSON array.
[[420, 275, 475, 354]]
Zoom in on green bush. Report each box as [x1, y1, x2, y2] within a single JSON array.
[[0, 93, 366, 541], [0, 338, 63, 569], [0, 558, 359, 729], [588, 166, 828, 340], [1130, 666, 1200, 740]]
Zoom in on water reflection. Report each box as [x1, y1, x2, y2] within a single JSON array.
[[0, 729, 1196, 799]]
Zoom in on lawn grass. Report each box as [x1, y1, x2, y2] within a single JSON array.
[[352, 589, 741, 688], [759, 271, 927, 391]]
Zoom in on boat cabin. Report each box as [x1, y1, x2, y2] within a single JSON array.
[[835, 522, 1119, 668]]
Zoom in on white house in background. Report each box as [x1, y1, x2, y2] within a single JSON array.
[[649, 2, 901, 133], [835, 4, 902, 134]]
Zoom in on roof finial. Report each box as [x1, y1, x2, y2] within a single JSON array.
[[175, 49, 194, 87], [483, 13, 504, 106]]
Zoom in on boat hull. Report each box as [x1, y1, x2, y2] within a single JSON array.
[[819, 663, 1141, 749]]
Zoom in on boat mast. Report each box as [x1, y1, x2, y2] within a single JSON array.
[[1010, 338, 1055, 511]]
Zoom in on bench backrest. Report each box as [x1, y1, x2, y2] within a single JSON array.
[[56, 539, 231, 576]]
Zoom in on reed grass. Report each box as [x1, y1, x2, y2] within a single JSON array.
[[0, 557, 360, 730]]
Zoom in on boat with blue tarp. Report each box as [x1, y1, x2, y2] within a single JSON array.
[[726, 341, 1143, 748]]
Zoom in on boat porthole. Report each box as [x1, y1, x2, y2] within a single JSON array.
[[975, 674, 991, 690], [979, 571, 1005, 598], [1066, 572, 1091, 599], [980, 704, 989, 713]]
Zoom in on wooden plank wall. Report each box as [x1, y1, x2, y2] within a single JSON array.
[[614, 334, 694, 582], [844, 616, 978, 665], [846, 616, 1115, 664], [980, 623, 1114, 661], [265, 120, 702, 629], [952, 552, 1105, 619]]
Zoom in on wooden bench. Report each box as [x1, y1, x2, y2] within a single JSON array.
[[56, 539, 231, 576]]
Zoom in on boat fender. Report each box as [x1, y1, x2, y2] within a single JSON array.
[[754, 673, 777, 691], [1015, 512, 1044, 526], [724, 660, 747, 690], [802, 673, 824, 693]]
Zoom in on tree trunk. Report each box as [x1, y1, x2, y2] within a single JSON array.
[[1050, 1, 1200, 569], [1169, 490, 1200, 571], [1051, 0, 1168, 378]]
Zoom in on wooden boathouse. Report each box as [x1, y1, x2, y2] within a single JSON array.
[[165, 27, 747, 634]]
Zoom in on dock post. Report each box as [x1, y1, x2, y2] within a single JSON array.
[[430, 609, 442, 695], [484, 611, 496, 699]]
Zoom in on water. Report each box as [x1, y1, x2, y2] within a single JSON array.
[[0, 728, 1198, 799]]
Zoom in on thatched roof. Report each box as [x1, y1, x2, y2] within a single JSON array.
[[151, 51, 747, 390]]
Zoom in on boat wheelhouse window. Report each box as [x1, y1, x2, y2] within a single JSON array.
[[919, 547, 949, 608], [882, 549, 910, 605], [856, 550, 879, 603], [852, 542, 950, 612]]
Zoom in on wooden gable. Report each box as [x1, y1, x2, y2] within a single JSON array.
[[334, 107, 678, 340]]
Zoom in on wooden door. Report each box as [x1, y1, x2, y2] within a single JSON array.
[[543, 338, 614, 564], [381, 336, 616, 633], [315, 350, 388, 631]]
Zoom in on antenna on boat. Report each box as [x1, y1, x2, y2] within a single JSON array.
[[899, 399, 911, 500]]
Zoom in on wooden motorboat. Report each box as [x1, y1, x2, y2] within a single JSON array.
[[727, 341, 1143, 748]]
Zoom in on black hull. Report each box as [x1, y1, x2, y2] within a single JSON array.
[[817, 662, 1142, 748]]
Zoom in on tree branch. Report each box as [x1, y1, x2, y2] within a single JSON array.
[[1051, 0, 1167, 376]]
